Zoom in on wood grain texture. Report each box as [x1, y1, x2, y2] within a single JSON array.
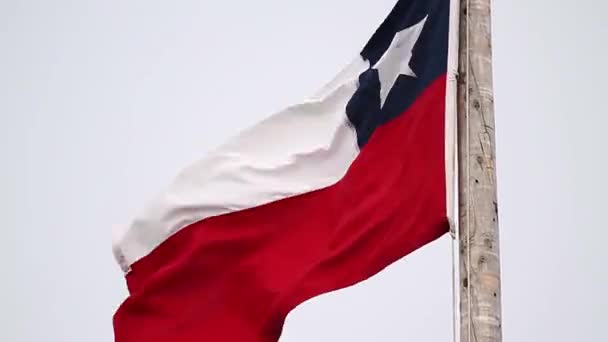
[[457, 0, 503, 341]]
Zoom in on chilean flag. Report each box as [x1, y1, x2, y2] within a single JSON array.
[[113, 0, 456, 340]]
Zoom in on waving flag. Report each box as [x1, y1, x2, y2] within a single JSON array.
[[113, 0, 456, 341]]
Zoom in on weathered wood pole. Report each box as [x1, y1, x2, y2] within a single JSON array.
[[457, 0, 502, 341]]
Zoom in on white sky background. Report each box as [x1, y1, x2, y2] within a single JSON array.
[[1, 0, 607, 341]]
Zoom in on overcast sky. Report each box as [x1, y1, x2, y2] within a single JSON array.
[[2, 0, 607, 341]]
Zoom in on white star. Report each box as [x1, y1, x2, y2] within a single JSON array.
[[373, 15, 428, 107]]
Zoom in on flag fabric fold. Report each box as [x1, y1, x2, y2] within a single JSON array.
[[113, 0, 455, 340]]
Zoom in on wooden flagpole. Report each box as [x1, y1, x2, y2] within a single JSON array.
[[456, 0, 502, 341]]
